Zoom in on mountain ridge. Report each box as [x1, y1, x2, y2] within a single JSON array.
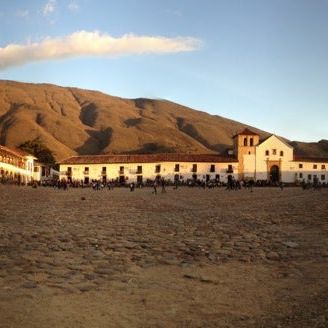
[[0, 80, 327, 161]]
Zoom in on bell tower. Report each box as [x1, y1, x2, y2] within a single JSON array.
[[233, 128, 259, 179]]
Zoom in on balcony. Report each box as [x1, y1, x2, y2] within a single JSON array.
[[83, 171, 89, 175], [226, 169, 233, 174], [136, 168, 143, 174], [101, 171, 107, 176], [66, 171, 72, 176], [119, 170, 124, 175]]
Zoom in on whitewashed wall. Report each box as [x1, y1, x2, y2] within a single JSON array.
[[0, 161, 34, 183], [294, 162, 327, 183], [60, 161, 239, 183], [255, 135, 295, 182]]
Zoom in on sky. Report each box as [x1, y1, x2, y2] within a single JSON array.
[[0, 0, 327, 142]]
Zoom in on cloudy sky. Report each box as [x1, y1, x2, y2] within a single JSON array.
[[0, 0, 327, 142]]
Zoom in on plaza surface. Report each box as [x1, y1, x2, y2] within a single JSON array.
[[0, 185, 327, 327]]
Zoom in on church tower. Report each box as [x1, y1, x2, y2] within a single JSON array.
[[233, 128, 260, 180]]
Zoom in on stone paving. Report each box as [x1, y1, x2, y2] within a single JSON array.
[[0, 185, 327, 327]]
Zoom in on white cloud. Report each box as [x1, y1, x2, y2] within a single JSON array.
[[68, 1, 79, 11], [43, 0, 56, 16], [0, 31, 201, 70], [16, 10, 29, 18]]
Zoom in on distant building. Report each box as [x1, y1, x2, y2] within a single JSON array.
[[60, 153, 238, 184], [59, 128, 328, 184], [0, 145, 36, 184], [33, 162, 59, 183], [232, 128, 328, 183]]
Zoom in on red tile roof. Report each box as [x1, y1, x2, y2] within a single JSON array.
[[233, 128, 259, 137], [294, 156, 328, 163], [0, 145, 34, 159], [60, 153, 238, 165]]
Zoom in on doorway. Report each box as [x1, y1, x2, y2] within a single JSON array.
[[270, 165, 280, 183]]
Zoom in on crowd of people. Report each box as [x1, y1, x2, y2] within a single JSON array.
[[7, 175, 323, 192]]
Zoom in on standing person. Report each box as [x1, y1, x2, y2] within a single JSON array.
[[153, 180, 158, 194], [174, 178, 179, 190], [161, 178, 166, 193], [130, 182, 135, 192]]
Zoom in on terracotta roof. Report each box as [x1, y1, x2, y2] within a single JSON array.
[[0, 145, 35, 159], [60, 153, 238, 165], [294, 156, 328, 163], [233, 128, 259, 138]]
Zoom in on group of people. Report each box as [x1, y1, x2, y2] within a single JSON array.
[[23, 175, 327, 192]]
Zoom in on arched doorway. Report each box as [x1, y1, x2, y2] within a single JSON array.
[[270, 165, 280, 183]]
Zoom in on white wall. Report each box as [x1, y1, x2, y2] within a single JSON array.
[[294, 162, 327, 183], [256, 135, 295, 182], [0, 161, 33, 183], [243, 154, 256, 178], [60, 161, 239, 183]]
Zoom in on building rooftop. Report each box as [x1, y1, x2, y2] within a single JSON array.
[[233, 128, 259, 138], [294, 156, 328, 163], [0, 145, 35, 159], [60, 153, 238, 165]]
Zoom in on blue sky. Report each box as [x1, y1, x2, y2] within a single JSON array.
[[0, 0, 327, 142]]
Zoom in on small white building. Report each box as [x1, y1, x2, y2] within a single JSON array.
[[33, 162, 59, 183], [59, 128, 328, 185], [0, 145, 36, 184]]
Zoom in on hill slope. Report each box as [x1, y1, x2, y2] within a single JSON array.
[[0, 80, 327, 160]]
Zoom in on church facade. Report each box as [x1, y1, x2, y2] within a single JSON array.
[[233, 129, 327, 183], [59, 129, 328, 184]]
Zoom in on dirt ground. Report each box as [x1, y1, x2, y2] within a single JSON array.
[[0, 185, 327, 328]]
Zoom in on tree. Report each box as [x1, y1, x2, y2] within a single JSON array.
[[19, 138, 56, 166]]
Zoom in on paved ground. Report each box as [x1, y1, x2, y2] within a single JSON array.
[[0, 185, 327, 327]]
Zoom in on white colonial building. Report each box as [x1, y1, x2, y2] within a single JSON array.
[[59, 128, 328, 185], [60, 153, 238, 184], [0, 145, 36, 184], [233, 129, 327, 183]]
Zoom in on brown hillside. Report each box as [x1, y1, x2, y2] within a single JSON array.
[[0, 80, 326, 161]]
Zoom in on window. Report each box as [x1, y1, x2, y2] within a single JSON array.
[[137, 165, 142, 174], [84, 167, 89, 174], [272, 149, 277, 155], [299, 163, 303, 168], [119, 166, 124, 174], [299, 173, 303, 179], [321, 175, 326, 181], [265, 150, 269, 156], [280, 151, 284, 156], [313, 164, 317, 169], [102, 167, 106, 173], [210, 164, 215, 173], [321, 165, 326, 170], [250, 138, 254, 146], [67, 167, 72, 173], [227, 164, 233, 173], [155, 164, 161, 173], [174, 164, 180, 172], [192, 164, 197, 173], [308, 174, 312, 180], [243, 138, 247, 146]]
